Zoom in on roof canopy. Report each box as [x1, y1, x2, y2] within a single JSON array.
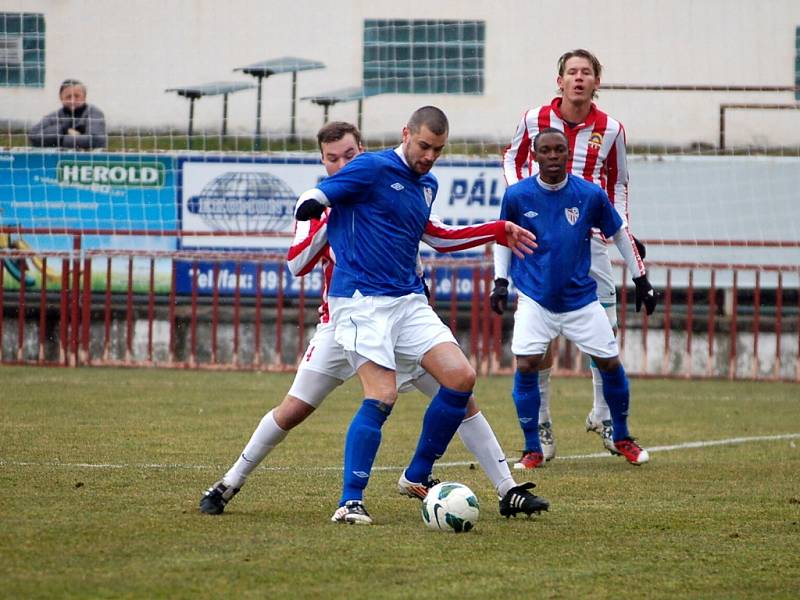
[[165, 81, 255, 99], [234, 56, 325, 78]]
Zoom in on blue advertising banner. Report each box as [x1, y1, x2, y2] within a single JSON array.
[[1, 150, 177, 234], [173, 260, 325, 297], [0, 150, 178, 292], [172, 258, 490, 301]]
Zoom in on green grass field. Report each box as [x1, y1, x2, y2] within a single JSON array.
[[1, 366, 799, 599]]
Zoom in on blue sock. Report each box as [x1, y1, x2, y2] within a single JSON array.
[[599, 365, 631, 441], [513, 369, 541, 452], [404, 386, 471, 483], [339, 399, 392, 506]]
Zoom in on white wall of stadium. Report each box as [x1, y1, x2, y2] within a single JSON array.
[[4, 0, 800, 147]]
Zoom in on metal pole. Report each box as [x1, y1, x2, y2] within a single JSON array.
[[291, 71, 297, 136], [255, 75, 263, 151], [222, 93, 229, 137], [323, 104, 329, 124], [357, 98, 363, 133], [188, 97, 196, 147], [70, 234, 81, 366]]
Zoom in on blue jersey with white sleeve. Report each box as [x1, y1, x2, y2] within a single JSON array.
[[317, 147, 438, 297], [500, 174, 623, 312]]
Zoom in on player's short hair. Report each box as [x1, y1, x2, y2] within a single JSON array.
[[533, 127, 568, 151], [316, 121, 362, 151], [407, 106, 449, 136], [59, 79, 86, 95], [557, 49, 603, 78]]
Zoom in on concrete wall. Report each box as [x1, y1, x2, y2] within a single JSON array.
[[3, 0, 800, 147]]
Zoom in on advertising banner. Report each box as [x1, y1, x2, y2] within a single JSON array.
[[177, 155, 325, 250], [171, 259, 490, 302], [7, 150, 792, 295], [0, 150, 177, 293], [1, 151, 176, 232], [177, 155, 506, 251]]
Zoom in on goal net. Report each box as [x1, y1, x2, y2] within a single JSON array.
[[1, 5, 798, 376]]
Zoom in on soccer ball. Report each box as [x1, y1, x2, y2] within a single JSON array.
[[421, 482, 480, 533]]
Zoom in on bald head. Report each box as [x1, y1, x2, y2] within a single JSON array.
[[407, 106, 449, 136]]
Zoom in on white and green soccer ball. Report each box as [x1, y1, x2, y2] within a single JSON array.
[[421, 482, 480, 533]]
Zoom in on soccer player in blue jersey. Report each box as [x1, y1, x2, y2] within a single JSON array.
[[491, 128, 656, 468], [504, 50, 650, 463], [198, 121, 548, 520], [296, 107, 542, 524]]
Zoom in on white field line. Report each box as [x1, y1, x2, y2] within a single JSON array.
[[1, 433, 798, 473]]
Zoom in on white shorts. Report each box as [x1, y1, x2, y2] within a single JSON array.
[[590, 236, 616, 307], [511, 292, 619, 359], [396, 355, 433, 394], [329, 292, 457, 372], [288, 321, 434, 407], [294, 322, 354, 382], [404, 371, 440, 397]]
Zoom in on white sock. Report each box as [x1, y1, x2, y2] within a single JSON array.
[[457, 411, 515, 497], [538, 368, 552, 424], [590, 366, 611, 422], [223, 409, 288, 488]]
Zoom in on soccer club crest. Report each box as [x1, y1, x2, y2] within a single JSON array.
[[588, 132, 604, 149], [565, 207, 580, 225], [423, 186, 434, 207]]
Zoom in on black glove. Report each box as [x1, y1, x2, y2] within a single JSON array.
[[295, 199, 326, 221], [422, 278, 431, 300], [490, 278, 509, 315], [633, 236, 647, 260], [633, 275, 657, 315]]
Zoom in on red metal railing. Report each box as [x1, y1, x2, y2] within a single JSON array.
[[1, 239, 798, 381]]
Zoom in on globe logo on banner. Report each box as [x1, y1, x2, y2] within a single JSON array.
[[186, 171, 296, 233]]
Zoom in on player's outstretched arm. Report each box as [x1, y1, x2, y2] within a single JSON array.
[[421, 215, 535, 257], [502, 221, 536, 259], [421, 217, 502, 253]]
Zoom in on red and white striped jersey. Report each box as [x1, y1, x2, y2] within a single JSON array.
[[421, 215, 510, 253], [287, 210, 335, 323], [503, 97, 630, 227], [287, 211, 511, 324]]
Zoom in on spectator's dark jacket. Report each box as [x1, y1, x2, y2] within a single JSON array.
[[29, 104, 107, 149]]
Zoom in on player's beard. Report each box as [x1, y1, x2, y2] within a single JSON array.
[[413, 161, 433, 175]]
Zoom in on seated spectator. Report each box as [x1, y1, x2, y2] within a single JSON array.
[[29, 79, 107, 149]]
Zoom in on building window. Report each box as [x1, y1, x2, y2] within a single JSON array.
[[363, 20, 485, 96], [0, 12, 45, 87], [795, 26, 799, 101]]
